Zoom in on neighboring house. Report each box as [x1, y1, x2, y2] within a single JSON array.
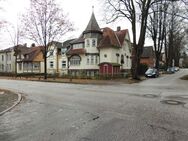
[[140, 46, 155, 67], [16, 45, 44, 73], [0, 47, 16, 73], [66, 12, 132, 76], [47, 40, 74, 75]]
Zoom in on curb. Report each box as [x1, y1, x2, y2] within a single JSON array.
[[0, 92, 22, 116]]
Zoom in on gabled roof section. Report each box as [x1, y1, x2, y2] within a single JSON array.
[[22, 46, 44, 62], [62, 39, 75, 48], [70, 35, 84, 44], [98, 27, 121, 48], [115, 29, 128, 46], [141, 46, 154, 58], [83, 12, 102, 34], [67, 48, 86, 55], [48, 41, 63, 49]]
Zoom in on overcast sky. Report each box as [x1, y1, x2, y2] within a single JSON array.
[[0, 0, 152, 49]]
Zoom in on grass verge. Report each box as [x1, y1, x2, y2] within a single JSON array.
[[180, 75, 188, 80]]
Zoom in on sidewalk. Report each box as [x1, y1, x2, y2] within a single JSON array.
[[0, 89, 18, 113], [0, 76, 144, 85]]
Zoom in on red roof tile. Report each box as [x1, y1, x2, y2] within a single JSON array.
[[98, 27, 121, 48], [115, 29, 128, 46], [67, 48, 86, 55]]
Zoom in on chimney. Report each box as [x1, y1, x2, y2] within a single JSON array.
[[31, 43, 36, 47], [117, 26, 121, 31], [23, 43, 27, 47]]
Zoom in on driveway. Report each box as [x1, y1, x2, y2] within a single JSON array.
[[0, 69, 188, 141]]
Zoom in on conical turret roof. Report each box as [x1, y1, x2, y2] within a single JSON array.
[[83, 12, 102, 34]]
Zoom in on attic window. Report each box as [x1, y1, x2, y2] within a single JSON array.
[[49, 51, 53, 56], [62, 48, 67, 54]]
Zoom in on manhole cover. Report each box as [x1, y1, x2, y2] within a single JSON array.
[[160, 100, 185, 105], [143, 94, 159, 98]]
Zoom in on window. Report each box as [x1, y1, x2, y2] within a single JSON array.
[[9, 64, 11, 71], [62, 61, 66, 68], [2, 55, 4, 61], [18, 54, 21, 59], [95, 55, 98, 64], [73, 44, 83, 49], [116, 53, 120, 63], [91, 55, 94, 64], [70, 56, 81, 66], [92, 39, 96, 47], [2, 64, 4, 71], [86, 39, 90, 47], [104, 54, 107, 58], [33, 63, 39, 69], [61, 48, 67, 54], [121, 55, 124, 64], [19, 63, 22, 71], [87, 56, 89, 64], [50, 61, 54, 68], [49, 51, 53, 56], [127, 56, 129, 67]]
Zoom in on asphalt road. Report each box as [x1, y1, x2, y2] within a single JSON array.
[[0, 69, 188, 141]]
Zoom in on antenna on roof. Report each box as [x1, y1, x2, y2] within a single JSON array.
[[92, 5, 94, 13]]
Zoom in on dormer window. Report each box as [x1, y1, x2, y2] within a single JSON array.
[[49, 51, 53, 56], [61, 48, 67, 54], [24, 55, 29, 59]]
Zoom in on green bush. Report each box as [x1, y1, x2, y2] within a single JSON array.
[[0, 72, 15, 77]]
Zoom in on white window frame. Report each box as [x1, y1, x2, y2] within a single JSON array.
[[62, 61, 66, 68], [50, 61, 54, 68]]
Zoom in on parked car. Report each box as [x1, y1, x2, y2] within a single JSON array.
[[174, 67, 180, 71], [145, 68, 159, 78], [167, 67, 175, 74]]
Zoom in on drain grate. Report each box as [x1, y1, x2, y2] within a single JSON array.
[[160, 100, 185, 105]]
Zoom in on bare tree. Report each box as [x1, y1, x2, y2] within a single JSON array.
[[5, 22, 24, 75], [104, 0, 157, 79], [22, 0, 73, 79], [165, 1, 186, 67], [147, 0, 169, 69]]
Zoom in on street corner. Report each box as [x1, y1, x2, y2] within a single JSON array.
[[0, 89, 22, 116]]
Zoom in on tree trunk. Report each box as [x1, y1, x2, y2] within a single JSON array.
[[44, 45, 47, 80], [131, 47, 141, 80], [155, 53, 160, 69], [15, 56, 17, 77]]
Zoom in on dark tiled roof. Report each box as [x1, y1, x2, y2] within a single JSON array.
[[67, 48, 86, 55], [22, 46, 44, 62], [48, 41, 63, 49], [14, 45, 29, 55], [83, 12, 102, 34], [141, 46, 154, 58], [63, 39, 75, 48], [70, 36, 84, 44], [98, 27, 122, 48]]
